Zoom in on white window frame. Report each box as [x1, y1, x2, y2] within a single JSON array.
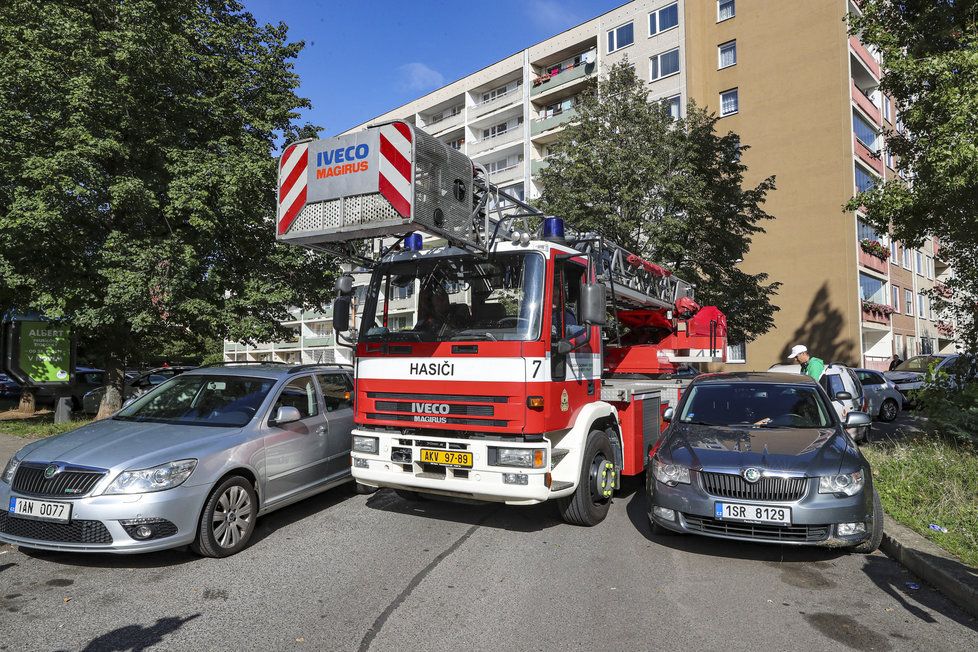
[[663, 94, 681, 121], [718, 40, 737, 69], [720, 88, 739, 116], [649, 3, 679, 36], [905, 289, 913, 315], [649, 48, 681, 82], [891, 285, 900, 311], [726, 342, 746, 364], [607, 22, 634, 53], [717, 0, 736, 22]]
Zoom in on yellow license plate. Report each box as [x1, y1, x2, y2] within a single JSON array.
[[419, 449, 473, 468]]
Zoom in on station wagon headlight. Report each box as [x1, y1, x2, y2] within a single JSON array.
[[819, 470, 864, 496], [352, 435, 379, 454], [104, 459, 197, 495], [652, 458, 690, 486], [1, 456, 20, 485]]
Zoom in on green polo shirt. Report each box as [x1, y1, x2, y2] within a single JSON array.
[[802, 357, 825, 381]]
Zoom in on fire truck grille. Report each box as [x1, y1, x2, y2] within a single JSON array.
[[365, 392, 511, 428], [374, 401, 494, 416], [367, 413, 507, 427]]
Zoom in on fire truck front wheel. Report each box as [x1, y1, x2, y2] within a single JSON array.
[[558, 429, 615, 527]]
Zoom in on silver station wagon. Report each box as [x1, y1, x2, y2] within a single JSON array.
[[1, 363, 360, 557]]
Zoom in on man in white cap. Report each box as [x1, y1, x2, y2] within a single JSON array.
[[788, 344, 825, 381]]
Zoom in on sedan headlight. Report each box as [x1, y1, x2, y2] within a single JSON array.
[[1, 457, 20, 485], [352, 435, 379, 454], [104, 459, 197, 495], [489, 447, 546, 468], [652, 458, 690, 486], [819, 470, 864, 496]]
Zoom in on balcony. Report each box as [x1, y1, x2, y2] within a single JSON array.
[[224, 341, 240, 352], [531, 61, 595, 97], [472, 87, 522, 118], [849, 35, 881, 80], [851, 81, 881, 124], [854, 137, 884, 175], [487, 162, 525, 186], [273, 340, 302, 350], [302, 309, 330, 320], [858, 246, 889, 274], [861, 306, 891, 327], [303, 336, 334, 347], [531, 109, 578, 138], [423, 111, 463, 135], [469, 129, 523, 156], [531, 159, 550, 176]]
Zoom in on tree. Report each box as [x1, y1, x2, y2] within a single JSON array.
[[537, 63, 780, 344], [0, 0, 334, 416], [846, 0, 978, 353]]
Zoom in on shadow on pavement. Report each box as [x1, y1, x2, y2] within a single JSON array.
[[248, 480, 359, 547], [19, 546, 198, 569], [624, 484, 846, 564], [861, 554, 978, 633], [75, 613, 201, 652]]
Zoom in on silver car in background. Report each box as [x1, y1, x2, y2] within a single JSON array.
[[854, 369, 903, 422], [1, 364, 357, 557]]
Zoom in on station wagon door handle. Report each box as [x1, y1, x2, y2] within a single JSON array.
[[316, 424, 329, 437]]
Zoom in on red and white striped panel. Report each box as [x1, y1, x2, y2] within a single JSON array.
[[277, 142, 309, 236], [378, 122, 413, 218]]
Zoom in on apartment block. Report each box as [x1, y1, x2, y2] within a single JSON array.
[[228, 0, 957, 369]]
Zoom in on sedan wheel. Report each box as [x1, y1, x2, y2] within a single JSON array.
[[192, 476, 257, 558], [879, 399, 898, 423]]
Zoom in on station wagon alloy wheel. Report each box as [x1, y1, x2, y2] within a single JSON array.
[[213, 485, 253, 548], [192, 476, 258, 558]]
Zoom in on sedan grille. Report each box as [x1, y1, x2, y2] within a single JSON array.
[[12, 464, 106, 498], [683, 514, 828, 542], [700, 471, 808, 502], [0, 512, 113, 544]]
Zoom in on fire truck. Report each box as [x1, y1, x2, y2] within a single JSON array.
[[276, 121, 727, 525]]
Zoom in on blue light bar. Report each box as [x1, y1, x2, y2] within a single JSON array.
[[543, 216, 565, 241], [404, 232, 423, 251]]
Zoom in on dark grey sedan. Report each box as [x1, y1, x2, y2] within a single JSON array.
[[647, 372, 882, 552]]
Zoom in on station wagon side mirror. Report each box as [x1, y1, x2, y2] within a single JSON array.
[[122, 396, 137, 408], [579, 283, 607, 326], [845, 411, 871, 427], [834, 391, 852, 401], [271, 406, 302, 425], [662, 407, 674, 423]]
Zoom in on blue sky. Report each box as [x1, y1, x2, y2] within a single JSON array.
[[243, 0, 625, 136]]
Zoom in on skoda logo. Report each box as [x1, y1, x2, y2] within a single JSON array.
[[44, 464, 63, 480], [742, 468, 762, 483]]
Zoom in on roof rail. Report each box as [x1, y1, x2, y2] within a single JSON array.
[[288, 363, 353, 374], [199, 361, 289, 368]]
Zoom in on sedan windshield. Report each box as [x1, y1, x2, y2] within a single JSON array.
[[114, 375, 275, 427], [360, 251, 545, 343], [678, 383, 833, 428], [895, 355, 943, 373]]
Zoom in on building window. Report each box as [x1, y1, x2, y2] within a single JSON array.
[[915, 250, 923, 274], [718, 41, 737, 69], [718, 0, 736, 21], [859, 273, 886, 303], [882, 95, 891, 122], [854, 164, 876, 193], [608, 22, 634, 53], [853, 111, 879, 153], [927, 256, 934, 279], [902, 246, 911, 269], [649, 3, 679, 35], [720, 88, 739, 116], [918, 294, 926, 318], [857, 220, 882, 243], [890, 240, 899, 263], [446, 136, 464, 150], [663, 94, 681, 120], [905, 289, 913, 315], [891, 285, 900, 311], [649, 48, 680, 81], [481, 80, 521, 104], [727, 342, 746, 364]]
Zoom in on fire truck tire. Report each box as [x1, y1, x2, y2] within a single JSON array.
[[557, 429, 615, 526], [395, 489, 425, 501]]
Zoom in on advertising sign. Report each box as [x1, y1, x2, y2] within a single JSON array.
[[1, 315, 75, 386]]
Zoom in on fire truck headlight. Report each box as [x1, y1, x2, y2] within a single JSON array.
[[489, 447, 547, 469], [353, 435, 379, 455]]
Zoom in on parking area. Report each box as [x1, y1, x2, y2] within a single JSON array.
[[1, 417, 976, 651]]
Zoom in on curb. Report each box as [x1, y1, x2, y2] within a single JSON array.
[[881, 514, 978, 619]]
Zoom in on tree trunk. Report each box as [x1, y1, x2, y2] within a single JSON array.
[[17, 387, 36, 415], [95, 355, 126, 420]]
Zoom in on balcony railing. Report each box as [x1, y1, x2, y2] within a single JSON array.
[[532, 109, 578, 137], [469, 128, 523, 156], [472, 87, 522, 118], [531, 60, 595, 96], [851, 81, 881, 124], [274, 340, 302, 350], [858, 247, 888, 274], [854, 136, 884, 175], [849, 35, 881, 79], [487, 162, 525, 185], [303, 336, 334, 347], [531, 159, 550, 176], [423, 111, 463, 133]]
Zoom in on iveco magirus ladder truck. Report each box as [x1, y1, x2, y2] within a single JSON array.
[[276, 121, 727, 525]]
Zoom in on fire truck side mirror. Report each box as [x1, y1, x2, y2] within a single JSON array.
[[579, 283, 607, 326], [332, 295, 352, 332], [335, 275, 354, 295]]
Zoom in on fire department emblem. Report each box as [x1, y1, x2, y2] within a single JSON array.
[[560, 389, 569, 412]]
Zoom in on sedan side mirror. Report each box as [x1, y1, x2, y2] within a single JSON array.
[[835, 391, 852, 401], [845, 411, 871, 427], [662, 407, 674, 423], [272, 406, 302, 425]]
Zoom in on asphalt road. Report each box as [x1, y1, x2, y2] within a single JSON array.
[[1, 413, 976, 652]]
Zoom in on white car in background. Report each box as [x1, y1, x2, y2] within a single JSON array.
[[768, 363, 870, 443]]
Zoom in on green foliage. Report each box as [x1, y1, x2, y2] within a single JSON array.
[[846, 1, 978, 349], [864, 439, 978, 567], [0, 1, 334, 381], [537, 63, 780, 343], [914, 359, 978, 446]]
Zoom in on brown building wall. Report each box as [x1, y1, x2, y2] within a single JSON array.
[[684, 0, 861, 369]]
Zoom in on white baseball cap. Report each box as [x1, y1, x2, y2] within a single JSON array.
[[787, 345, 808, 360]]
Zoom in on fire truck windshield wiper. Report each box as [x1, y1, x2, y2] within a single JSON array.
[[450, 331, 497, 341]]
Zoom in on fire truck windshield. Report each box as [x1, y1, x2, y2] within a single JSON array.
[[360, 251, 545, 343]]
